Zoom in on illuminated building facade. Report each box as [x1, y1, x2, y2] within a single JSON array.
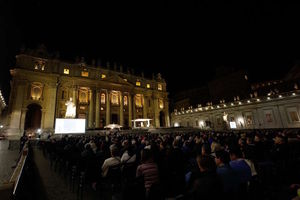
[[0, 90, 6, 117], [171, 66, 300, 130], [7, 46, 170, 138]]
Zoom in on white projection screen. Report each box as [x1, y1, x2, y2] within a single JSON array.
[[55, 118, 86, 134]]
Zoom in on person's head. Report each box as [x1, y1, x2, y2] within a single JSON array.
[[238, 138, 246, 146], [141, 148, 153, 163], [254, 134, 261, 142], [109, 144, 119, 157], [229, 147, 243, 161], [246, 137, 253, 145], [274, 135, 285, 145], [173, 139, 180, 148], [211, 141, 222, 153], [215, 150, 230, 166], [196, 155, 216, 172]]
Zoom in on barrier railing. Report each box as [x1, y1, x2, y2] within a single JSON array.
[[0, 141, 29, 200]]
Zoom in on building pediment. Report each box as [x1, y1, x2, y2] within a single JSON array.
[[105, 74, 133, 86]]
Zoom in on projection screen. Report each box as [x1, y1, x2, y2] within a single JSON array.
[[55, 118, 86, 134]]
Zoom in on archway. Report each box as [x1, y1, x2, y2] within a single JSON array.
[[159, 111, 165, 127], [24, 104, 42, 131]]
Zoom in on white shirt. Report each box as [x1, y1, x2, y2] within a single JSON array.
[[121, 151, 136, 164], [101, 156, 121, 177]]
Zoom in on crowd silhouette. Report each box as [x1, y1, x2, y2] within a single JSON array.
[[39, 129, 300, 200]]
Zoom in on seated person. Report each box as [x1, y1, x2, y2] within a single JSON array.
[[215, 150, 239, 196], [229, 147, 252, 184], [188, 155, 223, 200]]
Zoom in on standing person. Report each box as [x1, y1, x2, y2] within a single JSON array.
[[136, 148, 159, 199], [19, 131, 28, 152]]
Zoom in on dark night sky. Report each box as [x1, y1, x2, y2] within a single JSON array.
[[2, 0, 300, 101]]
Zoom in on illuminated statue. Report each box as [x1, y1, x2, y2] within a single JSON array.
[[65, 97, 76, 118], [223, 112, 228, 122]]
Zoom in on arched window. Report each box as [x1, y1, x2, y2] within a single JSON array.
[[111, 92, 119, 105], [79, 88, 88, 103], [101, 93, 106, 104], [135, 94, 143, 107]]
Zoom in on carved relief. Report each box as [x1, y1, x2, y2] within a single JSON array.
[[31, 82, 43, 100]]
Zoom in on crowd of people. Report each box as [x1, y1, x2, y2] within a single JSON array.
[[39, 129, 300, 200]]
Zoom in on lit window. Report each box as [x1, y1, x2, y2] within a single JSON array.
[[101, 93, 105, 104], [146, 84, 150, 88], [124, 79, 127, 82], [124, 96, 128, 106], [244, 75, 248, 80], [136, 81, 141, 86], [159, 99, 164, 109], [101, 74, 106, 79], [64, 68, 70, 74], [111, 92, 119, 105], [101, 107, 104, 111], [79, 88, 88, 103], [81, 71, 89, 77], [158, 84, 162, 91], [135, 94, 143, 107], [34, 64, 38, 70]]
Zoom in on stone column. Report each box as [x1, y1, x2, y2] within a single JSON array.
[[72, 86, 77, 117], [132, 94, 136, 120], [41, 109, 46, 129], [106, 90, 110, 125], [20, 108, 28, 133], [154, 97, 159, 127], [128, 94, 132, 127], [165, 100, 170, 127], [143, 95, 147, 119], [88, 89, 94, 128], [119, 92, 124, 126], [95, 90, 100, 128]]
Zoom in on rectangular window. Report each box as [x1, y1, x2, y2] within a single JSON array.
[[136, 81, 141, 86], [146, 84, 150, 88], [64, 68, 69, 74], [81, 71, 89, 77]]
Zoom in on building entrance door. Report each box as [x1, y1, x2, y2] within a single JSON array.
[[111, 114, 119, 124], [24, 104, 42, 131]]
